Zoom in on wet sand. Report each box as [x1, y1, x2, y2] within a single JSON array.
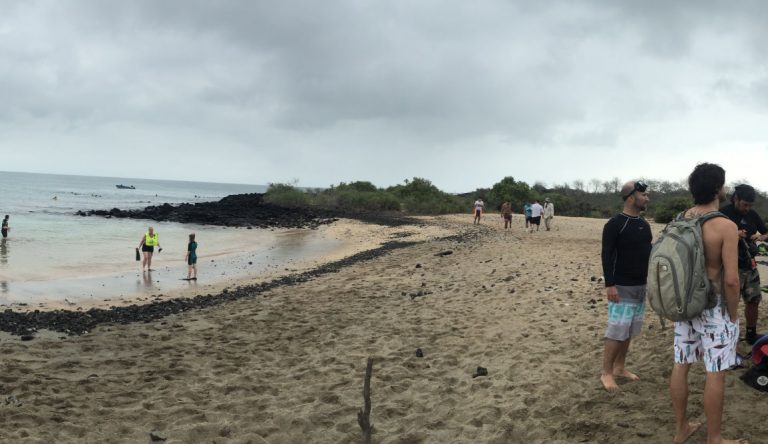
[[0, 219, 449, 311], [0, 214, 766, 443]]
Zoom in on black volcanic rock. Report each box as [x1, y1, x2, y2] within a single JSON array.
[[76, 193, 336, 229], [77, 193, 422, 228]]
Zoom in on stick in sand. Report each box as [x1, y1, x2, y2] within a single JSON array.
[[357, 357, 374, 444]]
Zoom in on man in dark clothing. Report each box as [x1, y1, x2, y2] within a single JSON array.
[[600, 180, 652, 392], [1, 215, 9, 238], [720, 184, 767, 345]]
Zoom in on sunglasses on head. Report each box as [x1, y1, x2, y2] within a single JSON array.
[[622, 181, 648, 200]]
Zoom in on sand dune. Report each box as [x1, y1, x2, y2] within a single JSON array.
[[0, 214, 765, 443]]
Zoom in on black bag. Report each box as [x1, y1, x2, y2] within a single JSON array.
[[741, 366, 768, 392], [135, 248, 141, 261]]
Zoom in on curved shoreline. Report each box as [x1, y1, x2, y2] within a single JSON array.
[[3, 193, 447, 337], [0, 240, 421, 337]]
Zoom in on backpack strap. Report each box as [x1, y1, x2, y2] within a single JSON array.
[[678, 210, 727, 223], [696, 210, 727, 224]]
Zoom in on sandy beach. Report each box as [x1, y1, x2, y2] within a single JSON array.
[[0, 218, 450, 311], [0, 214, 766, 443]]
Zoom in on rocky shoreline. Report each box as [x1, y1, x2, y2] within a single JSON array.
[[76, 193, 337, 229], [76, 192, 422, 228], [0, 240, 420, 338], [0, 194, 436, 338]]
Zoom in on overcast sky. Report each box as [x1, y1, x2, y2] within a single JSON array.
[[1, 1, 767, 192]]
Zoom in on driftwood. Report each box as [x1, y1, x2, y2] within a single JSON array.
[[357, 357, 374, 444]]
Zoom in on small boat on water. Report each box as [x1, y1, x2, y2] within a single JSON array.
[[116, 184, 136, 189]]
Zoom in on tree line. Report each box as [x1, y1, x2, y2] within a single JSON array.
[[264, 177, 768, 224]]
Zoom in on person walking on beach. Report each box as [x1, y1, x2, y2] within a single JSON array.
[[669, 163, 744, 444], [138, 226, 161, 272], [529, 200, 544, 233], [543, 198, 555, 231], [600, 180, 650, 392], [473, 198, 485, 225], [720, 184, 767, 345], [185, 233, 198, 280], [523, 202, 532, 229], [500, 201, 512, 230], [1, 215, 9, 239]]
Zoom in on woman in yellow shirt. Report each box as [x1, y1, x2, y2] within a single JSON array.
[[137, 226, 162, 271]]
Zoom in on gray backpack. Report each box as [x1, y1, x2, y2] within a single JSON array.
[[647, 211, 724, 322]]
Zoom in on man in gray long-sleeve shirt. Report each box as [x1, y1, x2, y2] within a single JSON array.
[[600, 180, 651, 392]]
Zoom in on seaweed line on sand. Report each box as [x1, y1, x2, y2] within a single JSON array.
[[0, 240, 424, 337]]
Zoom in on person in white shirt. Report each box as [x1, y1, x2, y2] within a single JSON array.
[[543, 198, 555, 231], [529, 200, 544, 232], [473, 199, 485, 225]]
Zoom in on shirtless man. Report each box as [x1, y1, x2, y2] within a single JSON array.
[[670, 163, 745, 444], [500, 201, 512, 229]]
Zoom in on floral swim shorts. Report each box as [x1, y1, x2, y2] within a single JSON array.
[[673, 301, 740, 373], [604, 285, 645, 341]]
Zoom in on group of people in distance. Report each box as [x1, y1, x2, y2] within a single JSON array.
[[602, 163, 763, 444], [472, 198, 555, 232], [135, 226, 198, 280]]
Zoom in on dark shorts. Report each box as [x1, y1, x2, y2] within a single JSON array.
[[1, 229, 6, 238], [475, 209, 482, 217], [503, 213, 512, 221], [739, 267, 762, 304], [142, 245, 154, 253], [188, 256, 197, 265], [530, 216, 541, 225]]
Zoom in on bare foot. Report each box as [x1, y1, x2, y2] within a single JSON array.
[[600, 373, 619, 392], [673, 421, 700, 444], [613, 368, 640, 381]]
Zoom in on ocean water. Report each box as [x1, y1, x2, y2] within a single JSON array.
[[0, 172, 343, 306], [0, 171, 267, 215]]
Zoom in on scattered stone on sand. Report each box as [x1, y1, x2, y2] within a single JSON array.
[[473, 367, 488, 378], [435, 250, 454, 257], [149, 431, 167, 442], [0, 240, 422, 337]]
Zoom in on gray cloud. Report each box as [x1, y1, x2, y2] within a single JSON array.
[[1, 1, 768, 190]]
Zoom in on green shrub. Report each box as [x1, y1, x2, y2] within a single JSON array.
[[264, 183, 309, 208], [653, 197, 692, 224], [334, 181, 379, 193], [389, 178, 466, 214], [336, 190, 401, 212], [487, 176, 533, 210]]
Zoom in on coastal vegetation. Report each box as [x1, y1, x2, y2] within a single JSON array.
[[265, 178, 465, 215], [265, 177, 768, 223]]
